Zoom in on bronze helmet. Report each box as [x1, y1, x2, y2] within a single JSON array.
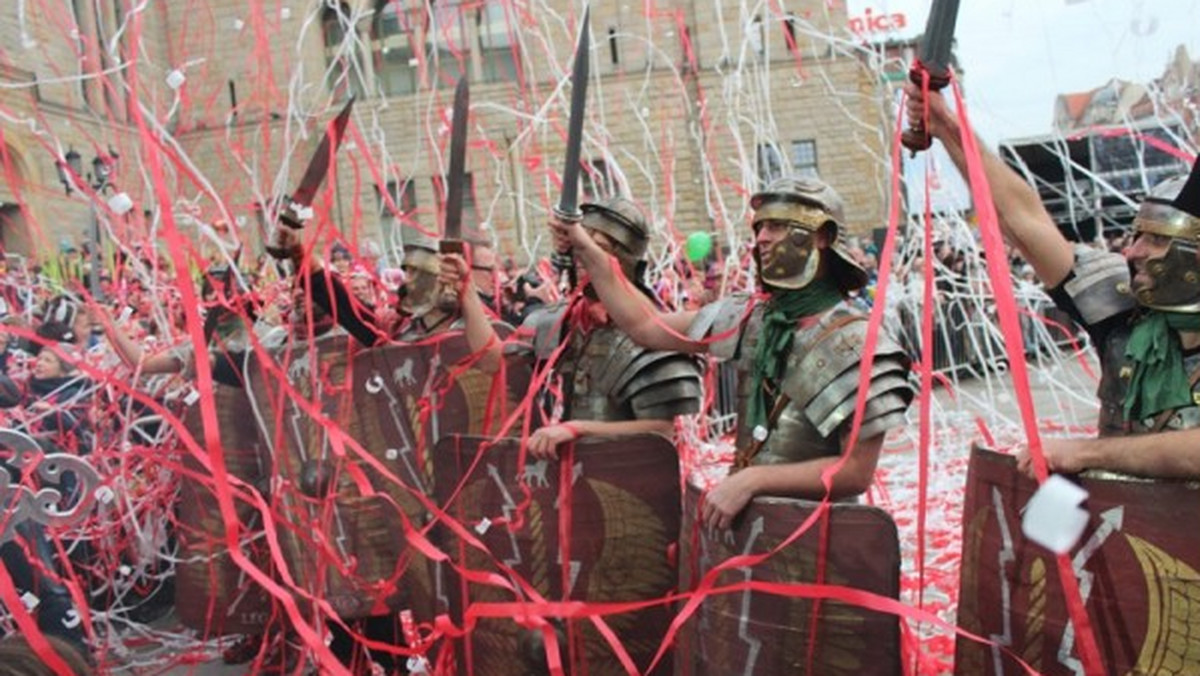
[[580, 196, 650, 280], [750, 176, 867, 293], [1130, 161, 1200, 313], [398, 225, 445, 317]]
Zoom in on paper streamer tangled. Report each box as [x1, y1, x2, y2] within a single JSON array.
[[0, 2, 1194, 674]]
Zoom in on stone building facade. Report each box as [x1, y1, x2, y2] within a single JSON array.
[[0, 1, 893, 266]]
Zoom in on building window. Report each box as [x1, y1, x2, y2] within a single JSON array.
[[477, 3, 519, 83], [379, 179, 417, 216], [428, 1, 468, 89], [70, 0, 99, 109], [791, 140, 818, 179], [70, 0, 88, 106], [581, 159, 618, 201], [322, 3, 365, 100], [112, 0, 131, 119], [757, 143, 784, 186], [373, 0, 419, 96], [378, 179, 417, 252]]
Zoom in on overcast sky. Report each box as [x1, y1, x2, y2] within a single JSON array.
[[848, 0, 1200, 142]]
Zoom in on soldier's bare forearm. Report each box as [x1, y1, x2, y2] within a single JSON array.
[[566, 418, 673, 440], [1067, 431, 1200, 479], [919, 89, 1073, 287], [459, 285, 502, 374], [741, 433, 884, 501]]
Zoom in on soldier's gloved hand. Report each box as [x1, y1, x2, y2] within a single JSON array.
[[527, 423, 580, 460], [551, 213, 596, 252], [548, 215, 578, 282], [702, 469, 758, 531], [265, 223, 304, 263], [277, 200, 311, 230]]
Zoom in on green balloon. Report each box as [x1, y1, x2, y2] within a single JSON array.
[[685, 232, 713, 262]]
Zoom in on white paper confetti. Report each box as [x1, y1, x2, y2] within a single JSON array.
[[1022, 474, 1090, 554]]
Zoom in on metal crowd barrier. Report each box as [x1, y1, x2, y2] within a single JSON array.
[[897, 296, 1085, 380]]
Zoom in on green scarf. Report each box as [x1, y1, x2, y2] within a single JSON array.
[[747, 278, 844, 432], [1123, 311, 1200, 422]]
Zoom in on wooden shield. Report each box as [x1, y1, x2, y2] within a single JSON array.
[[433, 433, 681, 675], [676, 480, 901, 676], [246, 334, 437, 621], [956, 446, 1200, 675], [242, 329, 507, 623], [174, 383, 274, 635], [360, 331, 508, 478]]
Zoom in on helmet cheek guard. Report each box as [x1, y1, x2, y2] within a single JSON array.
[[1132, 169, 1200, 313], [751, 177, 867, 293], [398, 247, 447, 317], [755, 221, 821, 291]]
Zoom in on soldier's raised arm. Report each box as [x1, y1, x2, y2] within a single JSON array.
[[552, 212, 701, 354], [439, 249, 503, 374], [904, 81, 1075, 288]]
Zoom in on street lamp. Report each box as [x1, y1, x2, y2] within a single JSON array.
[[55, 146, 119, 194], [54, 147, 120, 299], [56, 148, 81, 192]]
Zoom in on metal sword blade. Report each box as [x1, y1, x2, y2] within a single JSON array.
[[918, 0, 961, 77], [443, 77, 470, 241], [556, 8, 591, 220], [291, 96, 356, 207]]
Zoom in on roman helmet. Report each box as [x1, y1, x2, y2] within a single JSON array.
[[749, 175, 867, 293], [202, 265, 259, 342], [1130, 160, 1200, 312], [397, 226, 445, 317], [579, 196, 650, 282]]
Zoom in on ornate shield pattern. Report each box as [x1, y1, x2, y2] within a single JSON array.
[[243, 330, 503, 623], [956, 446, 1200, 675], [174, 383, 273, 635], [433, 433, 681, 675], [676, 480, 902, 676], [245, 334, 433, 621]]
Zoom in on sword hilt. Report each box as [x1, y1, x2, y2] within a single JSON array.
[[276, 199, 309, 230], [437, 239, 467, 312], [551, 207, 583, 291], [552, 206, 583, 223], [265, 200, 309, 263], [902, 61, 953, 155]]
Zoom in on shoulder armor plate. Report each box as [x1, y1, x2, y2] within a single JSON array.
[[589, 329, 704, 420], [781, 306, 913, 438], [522, 302, 571, 360], [1062, 245, 1136, 326], [689, 293, 754, 361]]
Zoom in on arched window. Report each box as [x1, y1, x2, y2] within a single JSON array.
[[372, 0, 419, 96], [322, 3, 365, 100]]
